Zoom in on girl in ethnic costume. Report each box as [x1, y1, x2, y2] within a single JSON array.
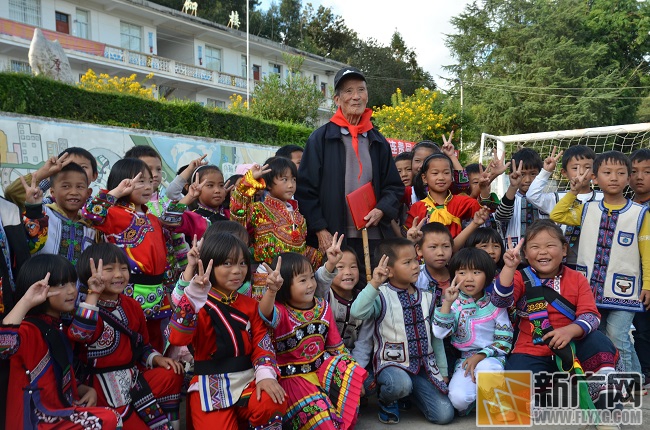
[[168, 233, 287, 429], [432, 248, 513, 414], [70, 244, 184, 430], [259, 252, 367, 430], [231, 158, 321, 301], [82, 159, 186, 353], [494, 220, 620, 409], [0, 254, 122, 429], [187, 165, 230, 224], [404, 154, 483, 239]]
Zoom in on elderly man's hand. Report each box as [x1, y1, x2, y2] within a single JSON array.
[[316, 229, 334, 254], [364, 208, 384, 228]]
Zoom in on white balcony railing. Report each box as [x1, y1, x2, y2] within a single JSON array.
[[102, 45, 246, 90]]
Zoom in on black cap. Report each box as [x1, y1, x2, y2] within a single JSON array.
[[334, 66, 366, 90]]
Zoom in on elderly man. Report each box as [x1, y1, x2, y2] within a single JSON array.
[[296, 66, 404, 265]]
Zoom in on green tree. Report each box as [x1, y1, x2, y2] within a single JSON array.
[[346, 34, 435, 109], [445, 0, 650, 135], [233, 54, 325, 126]]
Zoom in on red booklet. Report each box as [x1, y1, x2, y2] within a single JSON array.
[[346, 182, 377, 230]]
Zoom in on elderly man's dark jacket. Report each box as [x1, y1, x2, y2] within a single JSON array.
[[296, 121, 405, 248]]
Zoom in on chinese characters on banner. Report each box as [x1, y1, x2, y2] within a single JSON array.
[[386, 138, 415, 156]]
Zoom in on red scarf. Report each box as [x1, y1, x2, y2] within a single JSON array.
[[330, 107, 374, 179]]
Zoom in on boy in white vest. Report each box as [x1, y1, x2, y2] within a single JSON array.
[[550, 150, 650, 375], [350, 238, 454, 425]]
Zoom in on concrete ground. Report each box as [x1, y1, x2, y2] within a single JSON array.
[[355, 395, 649, 429]]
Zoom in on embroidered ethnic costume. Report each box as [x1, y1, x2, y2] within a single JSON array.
[[67, 295, 183, 429], [168, 277, 286, 429], [263, 297, 366, 430], [404, 192, 481, 238], [0, 314, 123, 429], [24, 203, 96, 266]]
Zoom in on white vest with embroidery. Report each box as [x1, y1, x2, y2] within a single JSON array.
[[373, 284, 448, 392], [36, 206, 96, 263], [576, 200, 647, 311]]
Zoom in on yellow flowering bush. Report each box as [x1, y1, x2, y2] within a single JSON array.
[[78, 69, 156, 100], [373, 88, 458, 142], [227, 94, 251, 114]]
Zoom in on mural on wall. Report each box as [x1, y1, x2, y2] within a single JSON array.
[[0, 113, 278, 197]]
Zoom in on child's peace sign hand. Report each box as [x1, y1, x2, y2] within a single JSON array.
[[87, 258, 106, 295], [406, 216, 426, 243], [109, 172, 143, 199], [250, 163, 272, 180], [569, 167, 591, 194], [370, 255, 390, 289], [194, 259, 213, 289], [34, 152, 71, 182], [186, 175, 208, 201], [186, 235, 202, 269], [544, 146, 563, 173], [325, 232, 345, 268], [263, 257, 283, 293], [487, 149, 508, 179], [508, 160, 524, 189], [441, 130, 456, 158], [472, 206, 491, 227], [20, 175, 43, 205], [503, 237, 524, 269], [444, 276, 463, 303], [22, 273, 53, 308]]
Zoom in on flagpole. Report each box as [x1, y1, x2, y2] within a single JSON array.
[[246, 0, 250, 109]]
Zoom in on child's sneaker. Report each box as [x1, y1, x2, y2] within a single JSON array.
[[378, 401, 400, 424]]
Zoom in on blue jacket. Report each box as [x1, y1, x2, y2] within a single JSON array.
[[296, 121, 404, 248]]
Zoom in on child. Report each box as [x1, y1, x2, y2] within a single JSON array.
[[275, 144, 304, 169], [464, 228, 505, 293], [494, 147, 546, 246], [315, 245, 373, 368], [5, 147, 99, 212], [526, 145, 602, 267], [185, 165, 230, 223], [231, 158, 321, 300], [168, 233, 287, 429], [259, 252, 366, 430], [411, 135, 469, 201], [404, 153, 483, 238], [550, 151, 650, 375], [82, 158, 183, 353], [432, 248, 513, 414], [0, 254, 122, 429], [395, 151, 413, 187], [71, 243, 184, 429], [350, 238, 453, 425], [22, 163, 95, 265], [630, 148, 650, 387], [125, 146, 208, 292], [494, 220, 620, 410]]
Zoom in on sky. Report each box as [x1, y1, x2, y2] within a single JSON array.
[[258, 0, 474, 90]]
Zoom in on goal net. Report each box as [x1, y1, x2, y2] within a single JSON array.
[[479, 123, 650, 197]]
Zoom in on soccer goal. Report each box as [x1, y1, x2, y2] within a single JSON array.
[[479, 123, 650, 196]]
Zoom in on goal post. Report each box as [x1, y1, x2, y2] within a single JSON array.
[[479, 123, 650, 197]]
